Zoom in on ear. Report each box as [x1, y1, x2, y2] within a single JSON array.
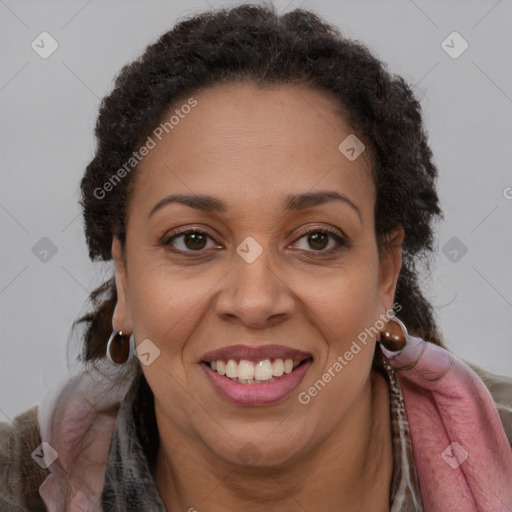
[[111, 236, 133, 333], [377, 226, 404, 313]]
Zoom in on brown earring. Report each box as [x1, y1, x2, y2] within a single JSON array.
[[379, 317, 407, 352], [106, 330, 135, 365]]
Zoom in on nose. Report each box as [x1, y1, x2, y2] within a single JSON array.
[[215, 242, 295, 329]]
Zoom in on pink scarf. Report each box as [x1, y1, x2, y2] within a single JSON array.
[[38, 338, 512, 510], [381, 333, 512, 510]]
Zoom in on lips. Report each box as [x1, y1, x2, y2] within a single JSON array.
[[201, 344, 313, 363], [200, 344, 313, 406]]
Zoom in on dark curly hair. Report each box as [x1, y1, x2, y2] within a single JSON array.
[[75, 2, 444, 365]]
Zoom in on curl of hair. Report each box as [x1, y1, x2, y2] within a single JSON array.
[[76, 2, 444, 367]]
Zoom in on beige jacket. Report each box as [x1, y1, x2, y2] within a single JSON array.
[[1, 362, 511, 511]]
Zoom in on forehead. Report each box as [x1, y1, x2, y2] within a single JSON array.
[[130, 82, 374, 217]]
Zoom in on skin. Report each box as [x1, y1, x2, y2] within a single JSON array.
[[111, 82, 404, 511]]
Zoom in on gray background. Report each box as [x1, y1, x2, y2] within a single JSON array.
[[1, 0, 511, 422]]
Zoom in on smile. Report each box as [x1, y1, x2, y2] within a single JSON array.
[[200, 344, 313, 406], [207, 357, 309, 383]]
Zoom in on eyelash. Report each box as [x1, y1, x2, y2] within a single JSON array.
[[159, 226, 347, 255]]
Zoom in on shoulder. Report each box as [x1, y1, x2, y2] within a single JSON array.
[[0, 405, 48, 511], [466, 361, 512, 448], [0, 363, 137, 511]]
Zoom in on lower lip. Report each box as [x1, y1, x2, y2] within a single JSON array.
[[200, 359, 313, 406]]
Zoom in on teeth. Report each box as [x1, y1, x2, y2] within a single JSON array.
[[254, 359, 273, 380], [237, 360, 255, 380], [225, 359, 238, 379], [284, 359, 294, 374], [208, 357, 305, 383], [272, 359, 284, 377]]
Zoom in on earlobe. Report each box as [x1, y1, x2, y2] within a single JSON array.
[[111, 237, 133, 333], [377, 226, 405, 311]]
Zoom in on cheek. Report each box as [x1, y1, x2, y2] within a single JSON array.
[[127, 262, 226, 360], [310, 255, 380, 343], [126, 266, 216, 425], [293, 271, 380, 437], [302, 252, 380, 393], [124, 242, 382, 442], [127, 239, 381, 353]]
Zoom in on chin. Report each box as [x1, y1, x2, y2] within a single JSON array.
[[203, 425, 310, 469]]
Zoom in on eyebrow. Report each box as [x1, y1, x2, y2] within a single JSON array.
[[148, 190, 362, 221]]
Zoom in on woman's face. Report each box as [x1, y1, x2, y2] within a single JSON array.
[[112, 82, 403, 466]]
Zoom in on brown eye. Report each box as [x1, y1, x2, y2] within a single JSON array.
[[162, 229, 217, 252], [307, 232, 329, 250], [182, 232, 208, 250], [292, 228, 346, 254]]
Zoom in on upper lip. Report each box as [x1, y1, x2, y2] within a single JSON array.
[[201, 344, 313, 363]]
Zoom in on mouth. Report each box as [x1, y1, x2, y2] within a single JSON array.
[[200, 344, 313, 406], [202, 357, 313, 384]]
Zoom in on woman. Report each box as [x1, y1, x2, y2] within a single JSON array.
[[1, 3, 511, 511]]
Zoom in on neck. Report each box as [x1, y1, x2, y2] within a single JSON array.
[[153, 369, 392, 512]]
